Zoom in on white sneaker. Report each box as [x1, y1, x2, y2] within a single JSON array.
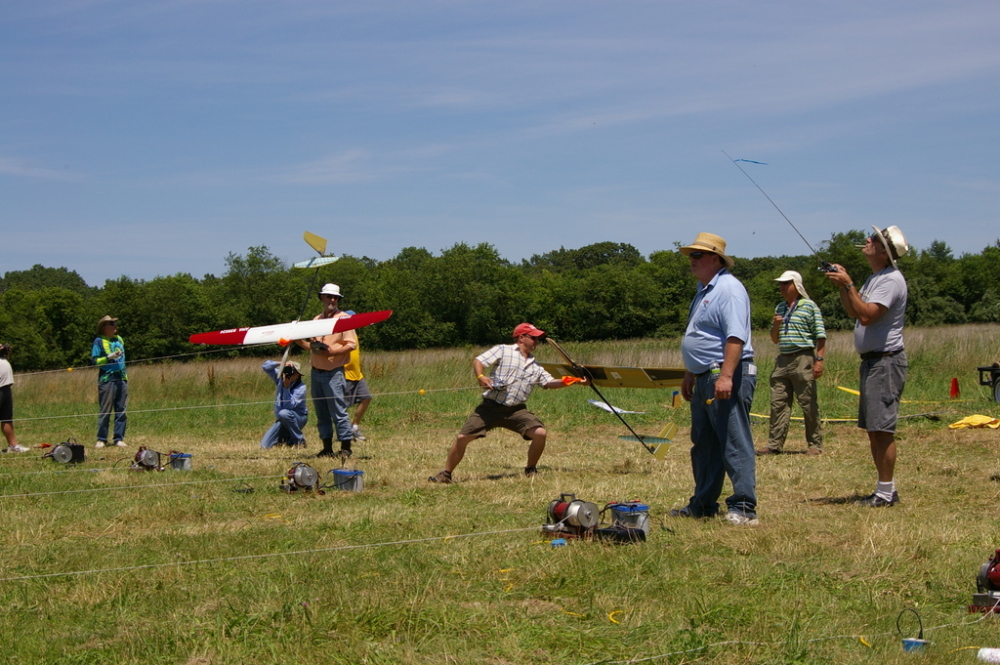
[[113, 440, 127, 447], [6, 444, 29, 453], [352, 425, 367, 441], [725, 511, 759, 526], [95, 441, 106, 448]]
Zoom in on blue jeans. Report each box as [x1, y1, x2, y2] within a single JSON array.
[[311, 367, 353, 442], [686, 361, 758, 517], [260, 409, 308, 449], [97, 379, 128, 443]]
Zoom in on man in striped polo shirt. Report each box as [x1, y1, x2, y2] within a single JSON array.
[[758, 270, 826, 456]]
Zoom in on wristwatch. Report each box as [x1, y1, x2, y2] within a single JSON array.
[[815, 356, 824, 361]]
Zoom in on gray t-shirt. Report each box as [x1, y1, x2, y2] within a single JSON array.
[[853, 267, 907, 354]]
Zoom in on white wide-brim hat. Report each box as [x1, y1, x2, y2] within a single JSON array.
[[774, 270, 809, 300]]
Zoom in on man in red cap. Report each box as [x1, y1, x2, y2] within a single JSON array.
[[428, 323, 587, 483]]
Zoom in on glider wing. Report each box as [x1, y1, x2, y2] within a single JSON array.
[[540, 363, 685, 389]]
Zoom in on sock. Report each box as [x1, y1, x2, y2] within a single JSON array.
[[339, 440, 352, 452], [876, 480, 895, 501], [320, 438, 334, 453]]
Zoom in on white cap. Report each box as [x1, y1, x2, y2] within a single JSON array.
[[774, 270, 809, 300]]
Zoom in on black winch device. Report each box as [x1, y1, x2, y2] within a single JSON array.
[[970, 549, 1000, 613], [131, 446, 166, 471], [43, 439, 86, 464], [281, 462, 323, 493], [542, 493, 650, 543]]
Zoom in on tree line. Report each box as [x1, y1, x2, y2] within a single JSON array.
[[2, 232, 998, 371]]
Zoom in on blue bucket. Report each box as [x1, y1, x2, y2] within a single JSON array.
[[169, 453, 192, 471], [332, 469, 364, 492]]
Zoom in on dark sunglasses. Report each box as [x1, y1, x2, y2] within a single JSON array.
[[688, 251, 716, 259]]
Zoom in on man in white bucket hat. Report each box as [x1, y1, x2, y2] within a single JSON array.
[[295, 284, 357, 459], [826, 225, 909, 507], [758, 270, 826, 456]]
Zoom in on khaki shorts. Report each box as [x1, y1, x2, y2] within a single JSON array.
[[459, 400, 545, 440]]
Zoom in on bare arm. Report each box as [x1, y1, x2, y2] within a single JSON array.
[[714, 337, 744, 400], [473, 358, 492, 389], [826, 265, 887, 325], [813, 338, 826, 379]]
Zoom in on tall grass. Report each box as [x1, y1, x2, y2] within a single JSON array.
[[2, 324, 1000, 664]]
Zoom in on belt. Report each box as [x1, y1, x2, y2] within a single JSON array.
[[780, 348, 814, 356], [695, 359, 755, 377], [860, 348, 904, 361]]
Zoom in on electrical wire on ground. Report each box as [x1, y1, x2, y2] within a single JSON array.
[[0, 474, 282, 499], [0, 525, 541, 582], [0, 466, 113, 478]]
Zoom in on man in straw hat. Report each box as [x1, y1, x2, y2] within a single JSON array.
[[427, 323, 588, 484], [758, 270, 826, 456], [91, 315, 128, 447], [826, 225, 909, 507], [672, 233, 759, 526]]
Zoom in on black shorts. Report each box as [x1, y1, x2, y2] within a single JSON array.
[[0, 384, 13, 424]]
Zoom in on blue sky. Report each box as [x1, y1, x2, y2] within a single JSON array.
[[2, 1, 998, 286]]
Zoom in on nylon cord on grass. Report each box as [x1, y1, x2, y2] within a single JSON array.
[[0, 525, 541, 582], [0, 474, 282, 499]]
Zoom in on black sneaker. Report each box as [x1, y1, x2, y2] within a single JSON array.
[[338, 449, 352, 460], [316, 449, 336, 458], [524, 466, 538, 477], [856, 491, 899, 507]]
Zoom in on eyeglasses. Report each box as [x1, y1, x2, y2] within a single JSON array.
[[688, 251, 716, 259], [319, 294, 341, 299]]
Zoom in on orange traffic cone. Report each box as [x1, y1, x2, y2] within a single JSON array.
[[950, 377, 960, 399]]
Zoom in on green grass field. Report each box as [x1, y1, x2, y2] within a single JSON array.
[[3, 325, 1000, 664]]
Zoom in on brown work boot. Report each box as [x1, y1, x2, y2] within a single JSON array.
[[428, 470, 452, 484], [805, 447, 823, 456], [755, 447, 781, 456]]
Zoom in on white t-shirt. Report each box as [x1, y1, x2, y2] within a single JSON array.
[[0, 358, 13, 389]]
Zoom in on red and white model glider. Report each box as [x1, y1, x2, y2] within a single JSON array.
[[189, 310, 393, 347]]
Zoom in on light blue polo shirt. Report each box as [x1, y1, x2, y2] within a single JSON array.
[[681, 269, 754, 374]]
